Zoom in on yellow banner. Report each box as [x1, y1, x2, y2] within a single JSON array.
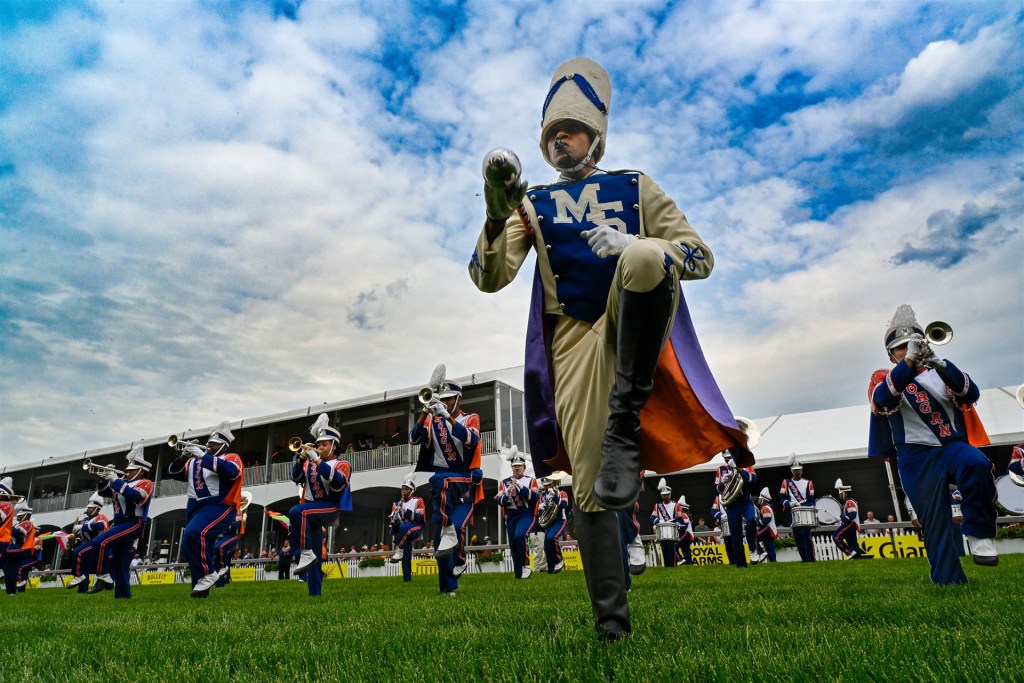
[[858, 534, 927, 559], [230, 567, 257, 582], [412, 559, 437, 575], [139, 571, 177, 585], [323, 562, 348, 579], [690, 543, 750, 565], [561, 550, 583, 570]]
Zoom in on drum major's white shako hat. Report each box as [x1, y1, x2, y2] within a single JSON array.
[[437, 380, 463, 400], [401, 471, 416, 491], [884, 304, 924, 351], [125, 443, 151, 472], [788, 453, 803, 471], [208, 420, 235, 447], [15, 502, 32, 516], [0, 476, 13, 496], [87, 493, 106, 509], [677, 495, 689, 508], [540, 57, 611, 171], [310, 413, 340, 443], [758, 487, 771, 501], [502, 445, 527, 467], [835, 478, 852, 493], [657, 478, 672, 496]]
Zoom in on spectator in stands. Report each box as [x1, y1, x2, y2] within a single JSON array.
[[887, 514, 896, 523], [693, 517, 710, 542], [862, 511, 881, 536]]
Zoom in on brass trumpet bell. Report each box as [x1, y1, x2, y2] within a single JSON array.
[[288, 437, 316, 460], [734, 416, 761, 450], [417, 387, 433, 405], [924, 321, 953, 346]]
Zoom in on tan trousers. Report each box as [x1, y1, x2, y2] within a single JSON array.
[[550, 240, 680, 512]]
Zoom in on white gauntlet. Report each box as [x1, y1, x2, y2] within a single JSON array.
[[581, 226, 637, 258]]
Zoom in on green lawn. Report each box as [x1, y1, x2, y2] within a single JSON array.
[[3, 556, 1021, 682]]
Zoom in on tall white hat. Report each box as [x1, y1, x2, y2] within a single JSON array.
[[758, 487, 771, 501], [501, 445, 527, 466], [657, 478, 672, 495], [540, 58, 611, 169], [835, 478, 852, 492], [310, 413, 340, 443], [208, 420, 235, 446], [125, 443, 151, 472], [87, 493, 106, 508], [0, 476, 13, 496], [884, 304, 924, 351]]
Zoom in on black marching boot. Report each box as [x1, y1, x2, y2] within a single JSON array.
[[574, 507, 631, 641], [592, 272, 676, 510]]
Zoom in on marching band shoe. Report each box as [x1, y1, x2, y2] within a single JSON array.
[[66, 575, 87, 589], [191, 571, 220, 597], [842, 552, 854, 560], [519, 566, 532, 579], [452, 562, 467, 578], [552, 560, 565, 574], [191, 588, 210, 599], [294, 549, 318, 574], [627, 539, 647, 576], [87, 576, 114, 594], [16, 581, 27, 591], [435, 525, 459, 558], [966, 536, 999, 566], [592, 272, 676, 511], [390, 549, 404, 564]]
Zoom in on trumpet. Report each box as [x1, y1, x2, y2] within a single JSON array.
[[167, 435, 203, 451], [288, 437, 318, 460], [417, 387, 434, 405], [924, 321, 953, 346], [82, 458, 126, 478]]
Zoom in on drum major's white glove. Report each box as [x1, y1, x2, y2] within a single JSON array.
[[430, 402, 450, 420], [306, 449, 322, 465], [905, 338, 931, 366], [185, 445, 205, 458], [581, 226, 637, 258]]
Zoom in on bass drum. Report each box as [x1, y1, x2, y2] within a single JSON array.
[[815, 495, 843, 525], [995, 475, 1024, 514]]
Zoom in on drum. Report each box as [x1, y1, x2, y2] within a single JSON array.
[[995, 475, 1024, 514], [791, 506, 818, 528], [951, 504, 963, 523], [815, 495, 843, 525], [655, 522, 680, 543], [718, 519, 731, 538]]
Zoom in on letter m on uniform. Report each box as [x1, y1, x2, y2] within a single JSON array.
[[550, 183, 626, 232]]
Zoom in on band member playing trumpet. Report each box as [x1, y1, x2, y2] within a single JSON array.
[[66, 493, 110, 592], [497, 447, 539, 579], [87, 446, 153, 598], [0, 477, 18, 583], [752, 488, 777, 563], [4, 503, 37, 594], [716, 455, 757, 568], [389, 475, 425, 583], [649, 480, 682, 567], [166, 421, 244, 598], [779, 456, 816, 562], [869, 305, 998, 583], [468, 57, 751, 638], [289, 413, 352, 598], [214, 491, 251, 588], [411, 370, 482, 596], [538, 474, 570, 574], [832, 479, 866, 560]]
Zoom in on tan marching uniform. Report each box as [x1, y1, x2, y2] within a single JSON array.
[[470, 175, 713, 512]]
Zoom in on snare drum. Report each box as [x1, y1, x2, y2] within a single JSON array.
[[655, 522, 680, 543], [791, 506, 818, 528], [718, 520, 731, 538], [995, 475, 1024, 514], [815, 495, 843, 525]]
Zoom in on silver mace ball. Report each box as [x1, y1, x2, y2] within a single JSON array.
[[482, 148, 522, 187]]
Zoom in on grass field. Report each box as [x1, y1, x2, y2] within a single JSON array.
[[3, 556, 1022, 682]]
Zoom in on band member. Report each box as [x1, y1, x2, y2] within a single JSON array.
[[214, 491, 251, 588], [4, 503, 37, 594], [869, 304, 998, 583], [716, 456, 757, 568], [0, 477, 17, 583], [66, 494, 110, 592], [468, 57, 751, 638], [88, 445, 153, 598], [389, 476, 425, 583], [649, 479, 682, 568], [752, 488, 778, 563], [779, 455, 816, 562], [674, 496, 694, 565], [167, 420, 244, 598], [497, 448, 540, 579], [832, 479, 867, 559], [289, 413, 353, 598], [617, 472, 648, 582], [710, 495, 731, 560], [411, 369, 483, 596], [1009, 442, 1024, 486], [538, 475, 570, 574]]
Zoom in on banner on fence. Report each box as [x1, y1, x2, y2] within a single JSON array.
[[324, 562, 348, 579], [230, 567, 257, 582], [858, 534, 927, 559], [412, 559, 438, 575], [561, 550, 583, 570], [689, 543, 752, 565], [139, 571, 177, 585]]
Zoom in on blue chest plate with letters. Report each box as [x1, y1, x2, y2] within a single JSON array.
[[529, 173, 641, 324]]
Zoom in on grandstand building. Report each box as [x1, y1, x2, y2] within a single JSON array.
[[4, 368, 1021, 568]]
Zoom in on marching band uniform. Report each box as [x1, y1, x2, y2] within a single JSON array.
[[1009, 443, 1024, 484], [389, 477, 425, 583], [649, 480, 683, 568], [716, 458, 757, 568], [88, 446, 153, 598], [710, 495, 736, 563], [779, 457, 816, 562], [0, 477, 16, 584], [618, 473, 648, 583], [214, 493, 249, 588], [167, 421, 244, 598], [753, 488, 777, 563], [868, 304, 997, 583], [498, 449, 540, 579], [4, 504, 37, 594], [289, 414, 353, 598], [411, 374, 483, 595], [538, 476, 570, 574], [66, 494, 110, 592], [832, 480, 866, 559], [469, 57, 751, 639], [674, 497, 694, 565]]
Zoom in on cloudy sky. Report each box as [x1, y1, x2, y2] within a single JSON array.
[[2, 1, 1021, 468]]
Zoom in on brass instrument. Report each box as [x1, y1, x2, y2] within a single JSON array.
[[167, 435, 204, 451], [389, 501, 404, 528], [0, 493, 25, 503], [924, 321, 953, 346], [720, 417, 760, 506], [417, 387, 434, 405], [82, 458, 126, 478], [537, 488, 560, 528], [735, 416, 761, 450], [288, 436, 318, 461]]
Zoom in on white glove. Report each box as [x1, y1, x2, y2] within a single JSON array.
[[920, 355, 948, 375], [102, 470, 118, 483], [430, 402, 451, 420], [581, 226, 637, 258], [905, 338, 930, 366], [306, 449, 322, 465], [185, 445, 205, 458], [73, 524, 83, 532]]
